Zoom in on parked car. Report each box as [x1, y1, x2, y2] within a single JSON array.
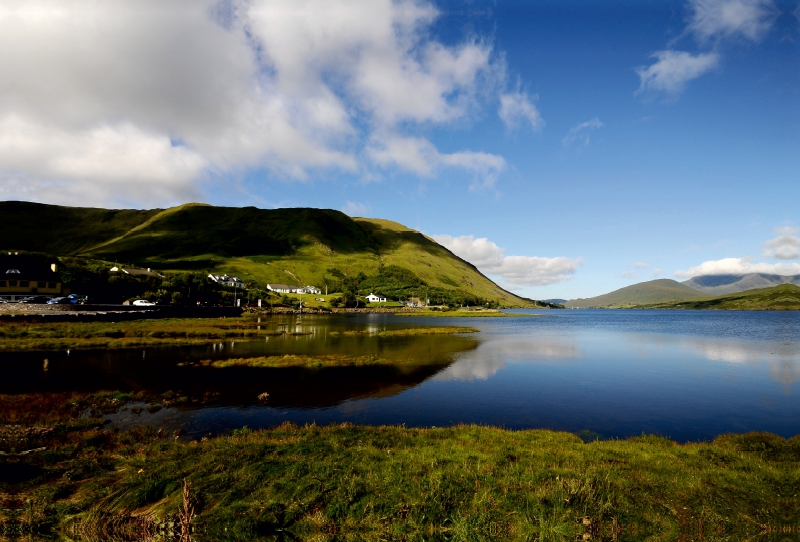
[[47, 297, 78, 305], [67, 294, 89, 304], [132, 299, 156, 306], [18, 295, 52, 304]]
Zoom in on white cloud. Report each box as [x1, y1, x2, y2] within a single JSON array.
[[342, 201, 368, 216], [367, 135, 506, 190], [636, 50, 720, 96], [674, 257, 800, 278], [653, 268, 663, 277], [0, 0, 515, 206], [687, 0, 780, 43], [762, 226, 800, 260], [562, 118, 603, 147], [634, 262, 650, 268], [433, 234, 580, 286], [498, 91, 543, 131]]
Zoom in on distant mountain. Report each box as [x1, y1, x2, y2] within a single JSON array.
[[640, 283, 800, 311], [0, 201, 534, 307], [682, 273, 800, 296], [565, 279, 705, 308]]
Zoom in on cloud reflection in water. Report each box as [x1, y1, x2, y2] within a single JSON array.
[[434, 337, 582, 381]]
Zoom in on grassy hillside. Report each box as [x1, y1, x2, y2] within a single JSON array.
[[565, 279, 705, 308], [0, 201, 532, 306], [638, 283, 800, 310]]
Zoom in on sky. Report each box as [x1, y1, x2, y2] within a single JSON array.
[[1, 0, 799, 299]]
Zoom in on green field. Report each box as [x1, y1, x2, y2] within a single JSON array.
[[0, 201, 534, 307], [637, 283, 800, 310]]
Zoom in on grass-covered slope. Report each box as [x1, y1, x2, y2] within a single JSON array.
[[565, 279, 705, 308], [639, 283, 800, 310], [0, 201, 530, 306]]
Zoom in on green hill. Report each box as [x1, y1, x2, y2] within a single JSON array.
[[0, 201, 533, 307], [638, 283, 800, 310], [565, 279, 705, 308]]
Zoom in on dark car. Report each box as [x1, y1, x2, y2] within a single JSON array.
[[47, 297, 78, 305]]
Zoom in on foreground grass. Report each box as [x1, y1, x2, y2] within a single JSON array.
[[7, 394, 797, 542]]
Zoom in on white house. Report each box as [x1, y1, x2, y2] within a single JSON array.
[[208, 274, 245, 288], [267, 283, 294, 293], [299, 285, 322, 294], [366, 293, 387, 303]]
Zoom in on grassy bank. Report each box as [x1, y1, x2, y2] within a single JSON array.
[[0, 317, 479, 351], [0, 316, 285, 350], [185, 354, 407, 369], [5, 392, 797, 541]]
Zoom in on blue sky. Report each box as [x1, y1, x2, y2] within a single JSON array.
[[1, 0, 798, 298]]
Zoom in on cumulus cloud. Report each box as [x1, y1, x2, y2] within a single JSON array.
[[367, 135, 506, 189], [0, 0, 517, 206], [653, 268, 663, 277], [674, 257, 800, 278], [498, 91, 543, 131], [562, 118, 603, 147], [687, 0, 780, 43], [762, 226, 800, 260], [636, 50, 720, 96], [433, 234, 580, 286]]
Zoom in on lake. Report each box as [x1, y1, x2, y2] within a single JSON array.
[[5, 310, 799, 442]]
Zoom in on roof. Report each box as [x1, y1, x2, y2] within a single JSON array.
[[267, 283, 294, 289]]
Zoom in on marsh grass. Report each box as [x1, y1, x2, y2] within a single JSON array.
[[12, 401, 796, 542], [0, 317, 278, 350], [182, 354, 401, 369], [0, 317, 477, 351]]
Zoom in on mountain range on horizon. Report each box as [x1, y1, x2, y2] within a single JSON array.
[[565, 273, 800, 308]]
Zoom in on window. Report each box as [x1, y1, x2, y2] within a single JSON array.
[[8, 281, 17, 287], [48, 282, 56, 289], [20, 281, 29, 287], [0, 281, 5, 287]]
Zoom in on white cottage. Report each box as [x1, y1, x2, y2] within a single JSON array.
[[208, 274, 245, 288], [366, 293, 387, 303]]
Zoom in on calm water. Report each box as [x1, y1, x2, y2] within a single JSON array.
[[5, 310, 799, 442]]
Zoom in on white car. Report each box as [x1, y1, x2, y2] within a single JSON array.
[[132, 299, 156, 306]]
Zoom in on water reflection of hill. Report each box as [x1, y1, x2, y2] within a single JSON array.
[[0, 334, 477, 408]]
